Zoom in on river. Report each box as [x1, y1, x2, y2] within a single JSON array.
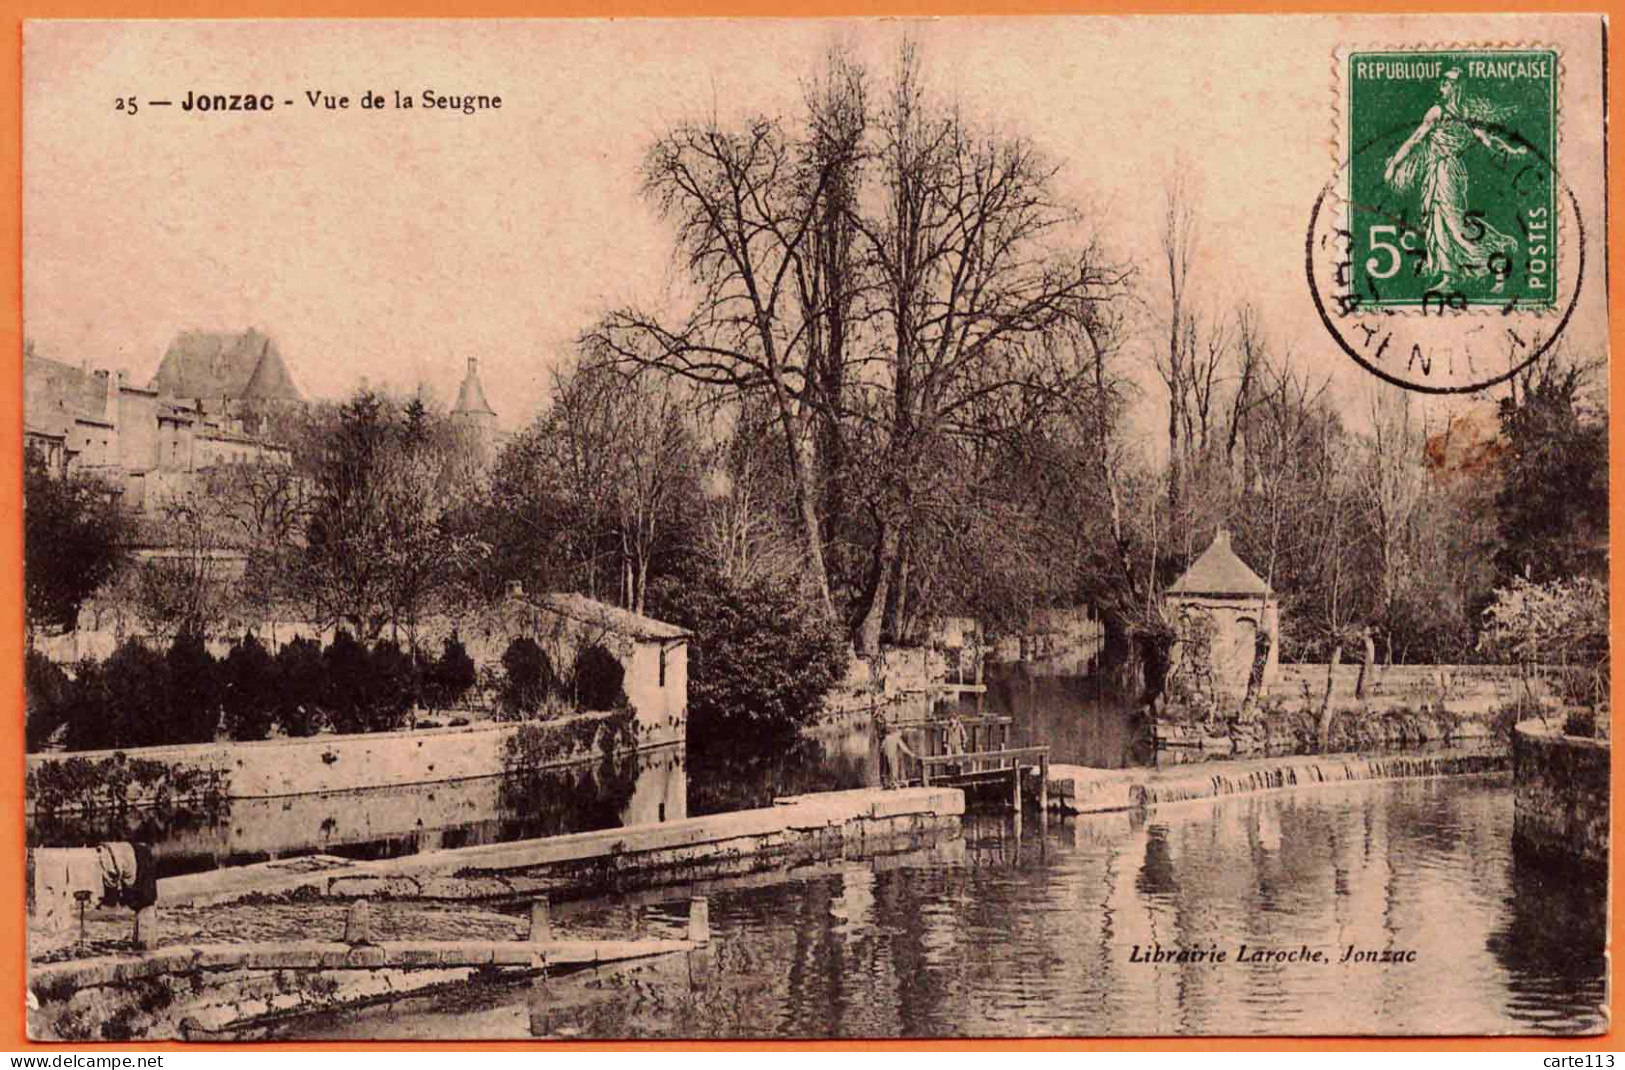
[[30, 653, 1607, 1036], [288, 775, 1606, 1038]]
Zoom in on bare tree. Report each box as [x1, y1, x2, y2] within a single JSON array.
[[1153, 171, 1198, 517], [213, 459, 309, 642], [695, 410, 803, 588], [584, 52, 868, 619], [1358, 387, 1426, 648], [122, 494, 240, 644], [838, 44, 1130, 655]]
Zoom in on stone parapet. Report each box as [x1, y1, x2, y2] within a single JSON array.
[[1512, 719, 1609, 867]]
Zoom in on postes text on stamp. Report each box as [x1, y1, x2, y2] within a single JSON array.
[[1345, 48, 1557, 311]]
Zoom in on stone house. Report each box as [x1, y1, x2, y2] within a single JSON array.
[[1164, 528, 1279, 701], [449, 585, 690, 748]]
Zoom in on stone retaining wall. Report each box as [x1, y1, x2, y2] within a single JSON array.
[[1272, 662, 1537, 714], [1512, 719, 1609, 867], [27, 711, 649, 814]]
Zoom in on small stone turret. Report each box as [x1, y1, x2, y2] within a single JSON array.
[[451, 357, 496, 435], [1164, 527, 1280, 699]]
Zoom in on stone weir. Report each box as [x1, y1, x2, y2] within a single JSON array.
[[158, 786, 967, 908], [1046, 747, 1510, 814], [30, 917, 706, 1041], [1511, 719, 1609, 868]]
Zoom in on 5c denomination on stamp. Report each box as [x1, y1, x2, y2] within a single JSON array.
[[1308, 45, 1584, 393]]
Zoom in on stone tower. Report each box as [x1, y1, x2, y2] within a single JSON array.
[[1163, 527, 1280, 699], [451, 356, 497, 437]]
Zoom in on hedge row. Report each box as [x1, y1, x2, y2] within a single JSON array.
[[25, 632, 478, 752]]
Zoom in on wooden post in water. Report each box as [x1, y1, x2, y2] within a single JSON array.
[[1039, 753, 1049, 815], [688, 896, 710, 945], [1011, 763, 1023, 841], [132, 905, 158, 951], [343, 899, 372, 945], [539, 899, 556, 942]]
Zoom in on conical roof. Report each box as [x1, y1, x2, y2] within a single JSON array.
[[453, 357, 495, 416], [242, 338, 304, 401], [1166, 528, 1271, 598]]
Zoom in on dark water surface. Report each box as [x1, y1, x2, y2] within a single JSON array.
[[292, 776, 1606, 1038], [27, 655, 1130, 876]]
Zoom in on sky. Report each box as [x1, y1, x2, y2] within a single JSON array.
[[23, 15, 1608, 434]]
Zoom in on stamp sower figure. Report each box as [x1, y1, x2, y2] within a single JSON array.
[[1383, 68, 1528, 291], [878, 721, 919, 790]]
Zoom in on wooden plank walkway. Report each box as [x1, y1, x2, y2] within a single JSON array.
[[916, 745, 1051, 812]]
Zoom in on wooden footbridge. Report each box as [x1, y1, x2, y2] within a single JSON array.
[[903, 716, 1051, 812]]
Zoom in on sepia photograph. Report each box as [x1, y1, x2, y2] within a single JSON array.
[[19, 14, 1611, 1042]]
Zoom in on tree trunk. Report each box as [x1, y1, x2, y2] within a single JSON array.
[[787, 432, 834, 616], [1139, 632, 1174, 715], [1317, 644, 1344, 751], [1100, 613, 1141, 693], [884, 541, 911, 644], [1354, 630, 1375, 700], [853, 524, 899, 658], [1240, 628, 1273, 717]]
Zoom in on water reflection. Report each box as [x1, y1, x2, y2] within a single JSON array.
[[27, 745, 688, 879], [685, 650, 1145, 816], [294, 777, 1606, 1039], [969, 651, 1148, 769]]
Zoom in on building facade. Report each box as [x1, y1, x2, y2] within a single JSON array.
[[24, 334, 297, 513]]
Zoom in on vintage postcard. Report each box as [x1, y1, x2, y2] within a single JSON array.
[[20, 14, 1609, 1041]]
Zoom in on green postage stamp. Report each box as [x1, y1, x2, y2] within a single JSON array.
[[1342, 48, 1558, 310]]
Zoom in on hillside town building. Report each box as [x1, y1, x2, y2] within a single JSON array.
[[24, 333, 298, 511]]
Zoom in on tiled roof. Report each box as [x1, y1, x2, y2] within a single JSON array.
[[151, 328, 302, 402], [539, 592, 691, 641], [1166, 528, 1271, 598], [241, 343, 303, 401]]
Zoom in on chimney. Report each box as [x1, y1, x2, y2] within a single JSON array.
[[468, 357, 478, 376]]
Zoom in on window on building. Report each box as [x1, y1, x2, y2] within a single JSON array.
[[659, 646, 667, 688]]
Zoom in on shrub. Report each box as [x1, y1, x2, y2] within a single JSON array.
[[324, 631, 372, 734], [368, 640, 415, 732], [64, 640, 167, 751], [1563, 707, 1599, 739], [423, 634, 477, 713], [222, 633, 278, 741], [276, 637, 327, 737], [646, 567, 849, 754], [498, 637, 553, 720], [25, 649, 71, 751], [166, 632, 222, 745], [572, 643, 627, 711]]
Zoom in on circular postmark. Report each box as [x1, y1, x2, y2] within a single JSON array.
[[1307, 116, 1585, 394]]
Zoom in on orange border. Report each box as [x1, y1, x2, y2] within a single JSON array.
[[0, 0, 1617, 1053]]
